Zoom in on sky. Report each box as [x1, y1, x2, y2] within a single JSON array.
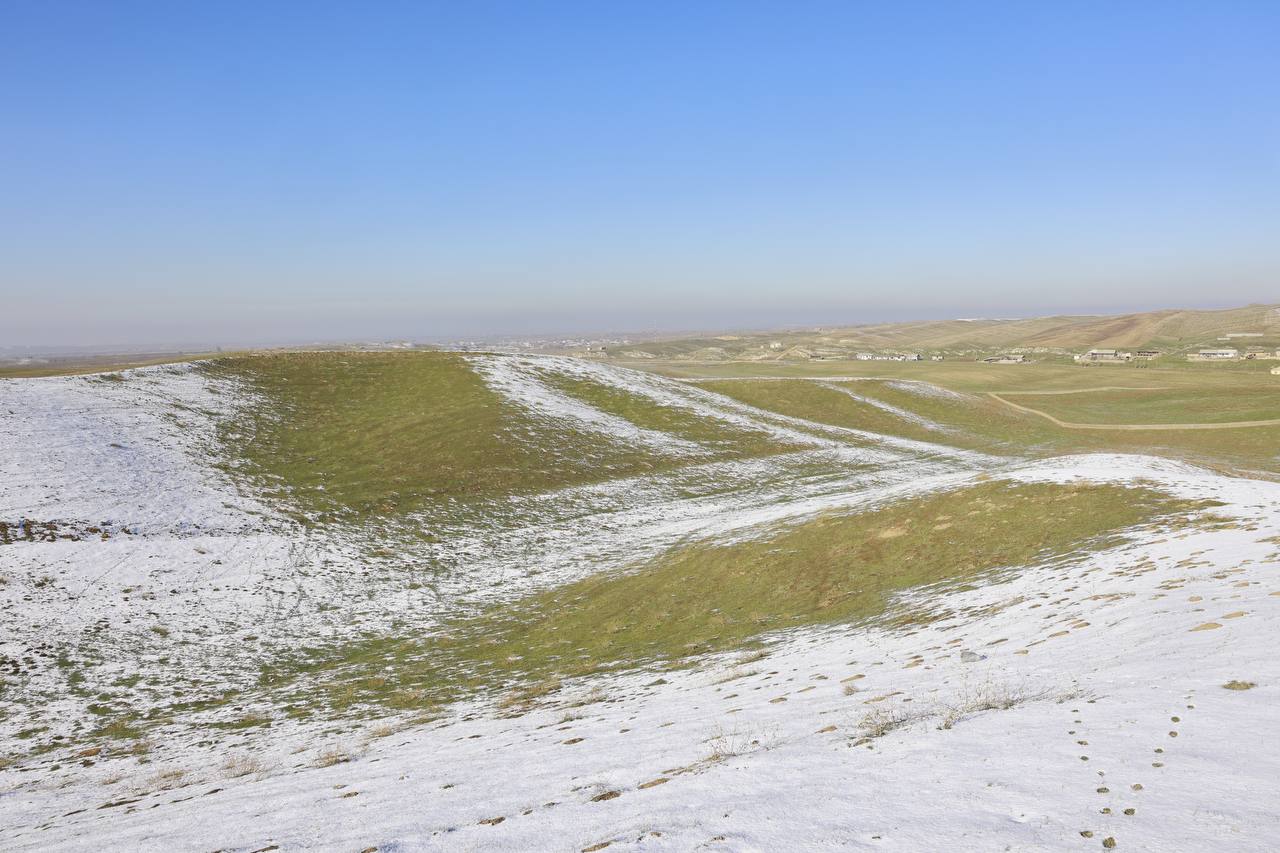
[[2, 1, 1278, 347]]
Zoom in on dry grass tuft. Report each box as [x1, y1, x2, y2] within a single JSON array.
[[314, 746, 352, 768], [713, 667, 759, 685], [144, 767, 187, 791], [569, 686, 609, 707], [858, 705, 916, 738], [496, 678, 562, 712], [222, 752, 266, 778], [936, 681, 1063, 730], [704, 723, 778, 763]]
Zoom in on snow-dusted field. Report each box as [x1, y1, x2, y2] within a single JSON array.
[[3, 358, 1278, 851]]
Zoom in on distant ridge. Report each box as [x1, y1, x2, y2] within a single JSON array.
[[609, 303, 1280, 360]]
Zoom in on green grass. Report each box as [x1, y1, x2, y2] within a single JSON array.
[[695, 379, 951, 446], [660, 364, 1280, 475], [699, 377, 1072, 456], [91, 716, 145, 741], [539, 371, 801, 457], [259, 480, 1206, 717], [644, 357, 1280, 393], [1002, 388, 1280, 425], [205, 352, 728, 523], [839, 380, 1071, 449]]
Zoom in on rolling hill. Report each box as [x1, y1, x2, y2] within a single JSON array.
[[3, 350, 1280, 850], [606, 303, 1280, 361]]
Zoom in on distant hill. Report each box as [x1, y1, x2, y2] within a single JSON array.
[[607, 303, 1280, 361]]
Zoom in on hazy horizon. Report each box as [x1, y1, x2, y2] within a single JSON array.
[[5, 297, 1277, 358], [4, 2, 1278, 348]]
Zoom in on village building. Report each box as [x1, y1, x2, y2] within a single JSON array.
[[853, 352, 921, 362], [1074, 349, 1132, 363], [1187, 348, 1239, 361]]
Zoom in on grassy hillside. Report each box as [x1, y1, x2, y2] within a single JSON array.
[[207, 353, 1280, 530], [694, 379, 949, 445], [206, 352, 647, 522], [4, 346, 1255, 776], [698, 378, 1046, 454], [538, 370, 797, 457], [203, 352, 799, 524], [669, 366, 1280, 475], [261, 480, 1205, 719]]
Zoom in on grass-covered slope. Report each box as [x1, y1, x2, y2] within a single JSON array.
[[699, 377, 1068, 455], [206, 352, 610, 520], [204, 352, 797, 523], [471, 481, 1200, 671], [7, 352, 1273, 852], [538, 371, 798, 458], [682, 370, 1280, 475], [695, 379, 954, 445], [265, 480, 1207, 719]]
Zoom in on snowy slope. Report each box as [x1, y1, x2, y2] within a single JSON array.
[[3, 358, 1279, 852]]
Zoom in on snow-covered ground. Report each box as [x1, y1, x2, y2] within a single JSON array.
[[0, 358, 991, 749], [3, 359, 1278, 851]]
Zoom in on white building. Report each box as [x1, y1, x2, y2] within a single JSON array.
[[1188, 348, 1239, 361], [1074, 349, 1132, 363]]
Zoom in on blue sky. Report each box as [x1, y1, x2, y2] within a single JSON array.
[[2, 1, 1278, 346]]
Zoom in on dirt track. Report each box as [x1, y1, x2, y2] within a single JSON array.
[[989, 392, 1280, 431]]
